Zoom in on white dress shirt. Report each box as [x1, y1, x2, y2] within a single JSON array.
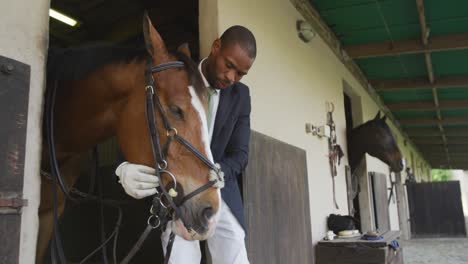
[[198, 58, 220, 143]]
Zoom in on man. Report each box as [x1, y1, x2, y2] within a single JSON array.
[[116, 25, 256, 263]]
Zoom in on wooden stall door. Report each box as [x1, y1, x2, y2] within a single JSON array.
[[244, 131, 313, 263], [370, 172, 391, 233], [0, 55, 30, 263], [407, 181, 467, 237]]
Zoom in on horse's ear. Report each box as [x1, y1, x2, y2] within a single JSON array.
[[177, 43, 192, 58], [142, 12, 168, 61], [374, 111, 381, 120]]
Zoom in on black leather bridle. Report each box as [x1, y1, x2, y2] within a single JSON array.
[[120, 59, 224, 264]]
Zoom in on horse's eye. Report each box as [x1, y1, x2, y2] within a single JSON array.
[[168, 105, 184, 120]]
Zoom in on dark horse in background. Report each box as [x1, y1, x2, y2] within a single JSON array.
[[38, 15, 219, 263], [348, 111, 405, 174], [346, 111, 404, 228]]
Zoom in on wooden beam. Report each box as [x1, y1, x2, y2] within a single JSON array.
[[430, 163, 468, 168], [388, 99, 468, 111], [371, 75, 468, 91], [427, 154, 468, 159], [345, 32, 468, 59], [406, 128, 440, 136], [388, 100, 434, 111], [416, 0, 434, 83], [428, 158, 468, 164], [419, 145, 468, 153], [400, 116, 468, 126], [407, 128, 468, 136], [413, 138, 468, 145]]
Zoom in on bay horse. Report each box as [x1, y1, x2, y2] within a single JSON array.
[[38, 15, 220, 263], [348, 111, 405, 173]]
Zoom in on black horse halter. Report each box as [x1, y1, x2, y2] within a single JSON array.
[[120, 59, 224, 264]]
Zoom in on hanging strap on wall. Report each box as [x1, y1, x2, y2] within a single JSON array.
[[326, 102, 344, 210]]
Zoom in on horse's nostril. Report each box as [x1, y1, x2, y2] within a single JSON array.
[[202, 206, 214, 220]]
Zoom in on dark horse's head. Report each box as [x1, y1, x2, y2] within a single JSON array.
[[116, 15, 219, 240], [349, 112, 405, 173]]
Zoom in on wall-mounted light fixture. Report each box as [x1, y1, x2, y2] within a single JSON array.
[[296, 20, 315, 43], [49, 8, 78, 27]]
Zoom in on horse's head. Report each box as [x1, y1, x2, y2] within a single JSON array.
[[352, 112, 405, 172], [116, 14, 219, 240]]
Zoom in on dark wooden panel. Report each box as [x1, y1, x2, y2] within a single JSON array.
[[370, 172, 390, 233], [407, 181, 467, 237], [0, 55, 31, 263], [244, 131, 313, 264], [316, 245, 387, 264], [316, 231, 402, 264]]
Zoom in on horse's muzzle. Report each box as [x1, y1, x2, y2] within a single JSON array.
[[172, 203, 218, 240]]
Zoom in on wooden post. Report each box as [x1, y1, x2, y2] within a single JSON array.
[[395, 172, 410, 239], [357, 159, 375, 233]]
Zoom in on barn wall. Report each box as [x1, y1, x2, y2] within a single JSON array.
[[451, 170, 468, 217], [201, 0, 430, 255], [0, 0, 50, 263]]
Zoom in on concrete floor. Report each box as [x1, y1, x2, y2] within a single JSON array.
[[401, 237, 468, 264], [401, 217, 468, 264]]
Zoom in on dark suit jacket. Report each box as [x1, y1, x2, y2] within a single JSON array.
[[211, 82, 251, 230]]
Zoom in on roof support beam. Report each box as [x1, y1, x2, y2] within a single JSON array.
[[344, 32, 468, 59], [400, 116, 468, 126], [418, 145, 468, 153], [371, 75, 468, 91], [415, 0, 448, 165], [407, 128, 468, 136], [388, 99, 468, 111], [427, 154, 468, 159], [413, 138, 468, 145], [428, 157, 468, 162]]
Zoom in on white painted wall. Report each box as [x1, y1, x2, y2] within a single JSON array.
[[201, 0, 430, 256], [0, 0, 49, 263], [451, 170, 468, 217], [464, 171, 468, 217]]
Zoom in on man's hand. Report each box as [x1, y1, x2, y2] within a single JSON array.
[[115, 162, 159, 199]]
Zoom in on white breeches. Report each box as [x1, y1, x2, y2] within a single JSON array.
[[161, 199, 249, 264]]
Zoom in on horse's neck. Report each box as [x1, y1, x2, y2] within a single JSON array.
[[53, 61, 143, 155], [348, 128, 367, 170]]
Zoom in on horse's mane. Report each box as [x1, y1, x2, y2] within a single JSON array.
[[47, 44, 147, 80], [351, 118, 389, 135], [47, 43, 206, 99]]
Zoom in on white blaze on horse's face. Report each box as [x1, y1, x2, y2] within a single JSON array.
[[188, 85, 214, 163], [170, 85, 220, 240]]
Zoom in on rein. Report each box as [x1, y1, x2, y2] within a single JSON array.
[[120, 59, 224, 264]]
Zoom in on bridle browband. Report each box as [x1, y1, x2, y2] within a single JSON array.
[[120, 58, 224, 264]]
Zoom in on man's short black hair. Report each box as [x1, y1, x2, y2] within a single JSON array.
[[220, 25, 257, 59]]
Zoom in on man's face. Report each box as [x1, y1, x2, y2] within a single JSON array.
[[207, 40, 254, 89]]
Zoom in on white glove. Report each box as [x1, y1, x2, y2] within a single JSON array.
[[115, 161, 159, 199]]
